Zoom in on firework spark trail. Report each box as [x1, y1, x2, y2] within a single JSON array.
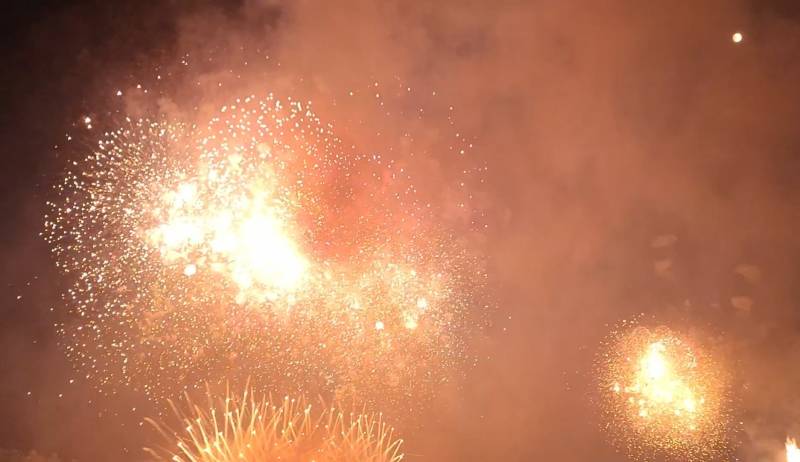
[[145, 386, 404, 462], [597, 324, 732, 460], [44, 91, 485, 406]]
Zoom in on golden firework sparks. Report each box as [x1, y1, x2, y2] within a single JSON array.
[[787, 437, 800, 462], [146, 161, 309, 304], [44, 91, 485, 407], [145, 386, 404, 462], [598, 324, 732, 460]]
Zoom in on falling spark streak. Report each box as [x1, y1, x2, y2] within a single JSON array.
[[145, 386, 404, 462], [788, 437, 800, 462], [44, 92, 485, 406]]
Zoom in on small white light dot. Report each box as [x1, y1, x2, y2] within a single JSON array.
[[375, 320, 384, 331], [732, 32, 743, 43]]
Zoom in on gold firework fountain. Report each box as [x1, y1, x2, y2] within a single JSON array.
[[145, 386, 404, 462], [598, 325, 731, 460]]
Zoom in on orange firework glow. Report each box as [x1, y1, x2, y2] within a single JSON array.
[[145, 386, 403, 462], [787, 437, 800, 462], [598, 324, 731, 460], [44, 91, 485, 407]]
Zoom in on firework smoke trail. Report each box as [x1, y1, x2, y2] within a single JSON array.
[[44, 91, 485, 406], [597, 323, 732, 460], [145, 386, 404, 462]]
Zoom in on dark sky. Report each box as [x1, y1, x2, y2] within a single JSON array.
[[2, 1, 800, 461]]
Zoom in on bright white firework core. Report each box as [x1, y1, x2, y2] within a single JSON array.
[[148, 176, 307, 302], [633, 341, 700, 418], [788, 437, 800, 462]]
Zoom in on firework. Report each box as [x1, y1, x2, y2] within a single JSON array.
[[44, 91, 484, 406], [145, 386, 403, 462], [597, 324, 731, 460], [788, 437, 800, 462]]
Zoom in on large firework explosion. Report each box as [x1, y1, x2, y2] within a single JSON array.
[[44, 91, 485, 407], [597, 323, 732, 460], [145, 386, 403, 462]]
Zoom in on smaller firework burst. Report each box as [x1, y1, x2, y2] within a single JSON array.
[[145, 385, 404, 462], [597, 324, 731, 460]]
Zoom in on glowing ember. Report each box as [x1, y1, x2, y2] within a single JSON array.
[[144, 386, 404, 462], [598, 324, 732, 460]]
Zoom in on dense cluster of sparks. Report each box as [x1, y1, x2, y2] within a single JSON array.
[[44, 93, 483, 406], [145, 386, 403, 462], [598, 324, 731, 460]]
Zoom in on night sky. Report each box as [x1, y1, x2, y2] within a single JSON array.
[[2, 1, 800, 461]]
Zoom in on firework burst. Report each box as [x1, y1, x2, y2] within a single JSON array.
[[597, 323, 732, 460], [44, 91, 485, 406], [145, 386, 404, 462]]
